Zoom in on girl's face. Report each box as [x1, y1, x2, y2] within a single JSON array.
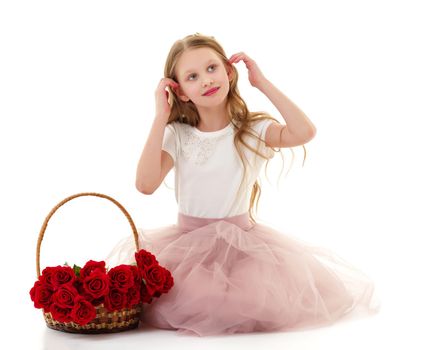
[[174, 47, 232, 108]]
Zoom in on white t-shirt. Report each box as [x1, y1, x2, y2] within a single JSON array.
[[161, 119, 275, 218]]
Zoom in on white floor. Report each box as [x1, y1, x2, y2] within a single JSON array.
[[9, 308, 432, 350], [7, 263, 437, 350], [6, 308, 386, 350]]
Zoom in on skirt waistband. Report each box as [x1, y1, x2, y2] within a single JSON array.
[[177, 212, 254, 233]]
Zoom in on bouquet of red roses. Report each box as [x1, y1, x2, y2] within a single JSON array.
[[30, 249, 174, 327], [30, 249, 174, 330], [30, 192, 174, 333]]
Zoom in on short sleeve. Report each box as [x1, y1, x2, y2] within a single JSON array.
[[253, 118, 275, 141], [250, 118, 276, 159], [162, 124, 177, 161]]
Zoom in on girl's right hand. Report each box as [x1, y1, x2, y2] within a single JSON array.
[[155, 78, 179, 119]]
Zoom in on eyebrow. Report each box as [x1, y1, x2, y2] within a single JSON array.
[[182, 59, 219, 76]]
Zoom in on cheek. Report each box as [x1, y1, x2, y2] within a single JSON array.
[[179, 83, 192, 94], [221, 84, 230, 97], [180, 84, 200, 102], [177, 84, 191, 98], [218, 68, 230, 81]]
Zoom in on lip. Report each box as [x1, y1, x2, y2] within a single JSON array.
[[203, 87, 220, 96]]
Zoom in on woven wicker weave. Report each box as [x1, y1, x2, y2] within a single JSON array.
[[35, 192, 142, 334]]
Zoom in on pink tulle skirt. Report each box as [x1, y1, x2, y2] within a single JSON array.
[[106, 212, 380, 336]]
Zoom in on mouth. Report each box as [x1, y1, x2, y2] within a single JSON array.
[[203, 87, 220, 96]]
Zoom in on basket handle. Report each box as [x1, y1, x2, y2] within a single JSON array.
[[36, 192, 139, 277]]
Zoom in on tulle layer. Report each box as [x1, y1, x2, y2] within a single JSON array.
[[106, 212, 380, 336]]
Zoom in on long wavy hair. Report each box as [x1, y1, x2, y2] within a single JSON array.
[[163, 33, 306, 223]]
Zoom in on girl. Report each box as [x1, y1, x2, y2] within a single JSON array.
[[107, 33, 379, 336]]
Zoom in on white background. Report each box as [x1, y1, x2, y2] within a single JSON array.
[[1, 0, 437, 349]]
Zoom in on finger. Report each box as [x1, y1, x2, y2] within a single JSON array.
[[170, 83, 179, 91], [229, 56, 241, 64], [160, 78, 179, 87], [161, 83, 179, 94], [229, 54, 237, 61], [170, 83, 179, 93]]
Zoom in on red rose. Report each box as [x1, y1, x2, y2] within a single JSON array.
[[30, 281, 53, 312], [135, 250, 158, 270], [83, 271, 109, 300], [140, 283, 153, 304], [52, 284, 78, 309], [51, 266, 76, 287], [39, 266, 56, 288], [80, 260, 106, 280], [126, 286, 141, 307], [130, 265, 142, 285], [104, 288, 127, 312], [108, 265, 134, 292], [70, 296, 96, 325], [158, 268, 174, 294], [142, 265, 166, 296], [50, 303, 72, 323]]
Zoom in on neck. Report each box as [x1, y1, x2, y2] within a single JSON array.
[[195, 102, 230, 132]]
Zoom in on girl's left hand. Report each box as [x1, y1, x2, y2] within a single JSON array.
[[228, 52, 267, 89]]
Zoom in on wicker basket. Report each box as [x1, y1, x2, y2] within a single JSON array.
[[35, 192, 142, 334]]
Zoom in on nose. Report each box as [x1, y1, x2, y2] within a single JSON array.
[[202, 78, 213, 87]]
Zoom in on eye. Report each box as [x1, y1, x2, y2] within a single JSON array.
[[187, 65, 217, 81]]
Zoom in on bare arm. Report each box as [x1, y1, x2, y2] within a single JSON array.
[[135, 116, 173, 194], [259, 79, 316, 148], [228, 53, 316, 148], [135, 77, 179, 194]]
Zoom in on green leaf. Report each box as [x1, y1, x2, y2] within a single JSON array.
[[73, 264, 81, 277]]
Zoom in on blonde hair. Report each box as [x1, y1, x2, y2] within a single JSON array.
[[164, 33, 306, 224]]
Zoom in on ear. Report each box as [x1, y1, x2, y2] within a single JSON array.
[[174, 85, 190, 102], [226, 62, 235, 83], [180, 95, 190, 102]]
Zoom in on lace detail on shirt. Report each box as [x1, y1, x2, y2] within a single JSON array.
[[180, 124, 232, 165]]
